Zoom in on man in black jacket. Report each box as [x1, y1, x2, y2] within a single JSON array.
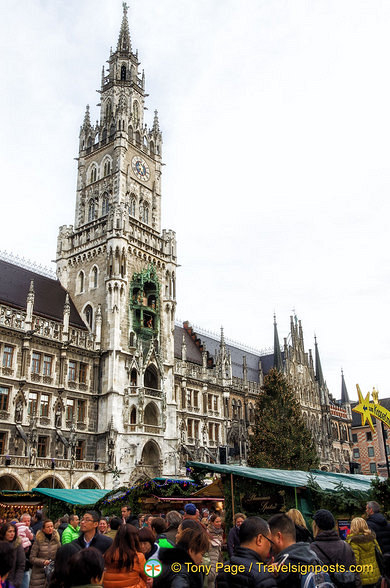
[[268, 513, 325, 588], [217, 516, 277, 588], [72, 510, 112, 554], [366, 501, 390, 554]]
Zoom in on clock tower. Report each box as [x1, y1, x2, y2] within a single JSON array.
[[56, 3, 178, 482]]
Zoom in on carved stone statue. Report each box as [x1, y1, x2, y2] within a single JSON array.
[[15, 399, 23, 423], [123, 391, 130, 426], [55, 404, 62, 428], [30, 447, 37, 467]]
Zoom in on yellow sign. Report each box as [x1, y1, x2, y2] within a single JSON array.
[[352, 386, 390, 433]]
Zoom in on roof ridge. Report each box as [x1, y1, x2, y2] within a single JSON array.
[[0, 250, 57, 280], [175, 318, 272, 357]]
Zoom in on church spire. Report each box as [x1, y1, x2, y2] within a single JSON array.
[[341, 369, 350, 405], [314, 336, 325, 388], [273, 314, 283, 372], [117, 2, 131, 53]]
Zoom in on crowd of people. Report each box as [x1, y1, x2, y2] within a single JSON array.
[[1, 501, 390, 587]]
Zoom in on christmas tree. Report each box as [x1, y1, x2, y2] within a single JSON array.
[[248, 368, 319, 470]]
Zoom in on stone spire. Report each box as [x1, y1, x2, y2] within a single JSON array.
[[153, 110, 160, 132], [83, 104, 91, 128], [341, 369, 350, 405], [314, 336, 325, 388], [117, 2, 131, 53], [273, 314, 283, 372]]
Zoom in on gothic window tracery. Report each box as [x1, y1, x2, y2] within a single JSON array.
[[78, 271, 85, 293], [121, 65, 126, 81], [88, 199, 95, 222], [103, 159, 111, 177], [90, 166, 97, 184], [84, 304, 93, 329], [129, 195, 136, 216], [102, 193, 110, 216], [91, 266, 98, 289]]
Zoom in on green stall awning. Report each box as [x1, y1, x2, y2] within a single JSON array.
[[32, 488, 110, 506], [186, 462, 378, 493]]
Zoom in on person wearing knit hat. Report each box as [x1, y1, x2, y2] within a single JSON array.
[[311, 509, 360, 586], [312, 509, 335, 531]]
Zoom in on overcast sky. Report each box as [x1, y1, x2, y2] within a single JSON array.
[[1, 0, 389, 402]]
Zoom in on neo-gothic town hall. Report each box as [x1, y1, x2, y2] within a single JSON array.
[[0, 6, 353, 490]]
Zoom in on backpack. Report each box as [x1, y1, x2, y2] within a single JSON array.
[[300, 569, 335, 588], [314, 544, 357, 588]]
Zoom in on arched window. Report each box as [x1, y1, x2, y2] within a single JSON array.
[[144, 402, 159, 426], [121, 65, 126, 81], [109, 123, 116, 138], [130, 197, 136, 216], [103, 160, 111, 177], [78, 271, 85, 293], [102, 194, 109, 216], [150, 141, 155, 156], [91, 266, 98, 289], [128, 126, 133, 142], [90, 166, 97, 184], [130, 368, 137, 385], [84, 305, 93, 329], [88, 200, 95, 222], [143, 205, 149, 224], [144, 365, 158, 390], [102, 128, 107, 143], [135, 131, 141, 145], [130, 407, 136, 424]]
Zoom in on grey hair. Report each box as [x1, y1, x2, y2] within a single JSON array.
[[166, 510, 182, 528], [367, 501, 381, 513]]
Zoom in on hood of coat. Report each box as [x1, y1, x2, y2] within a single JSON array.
[[314, 529, 340, 542], [348, 533, 377, 549], [276, 542, 319, 565], [35, 529, 60, 544], [368, 513, 388, 527]]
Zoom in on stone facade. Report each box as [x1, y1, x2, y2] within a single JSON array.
[[0, 6, 354, 490]]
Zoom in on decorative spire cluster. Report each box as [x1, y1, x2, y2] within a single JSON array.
[[117, 2, 132, 53]]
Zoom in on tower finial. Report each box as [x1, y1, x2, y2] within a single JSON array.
[[117, 2, 131, 52], [273, 315, 283, 372], [83, 105, 91, 129]]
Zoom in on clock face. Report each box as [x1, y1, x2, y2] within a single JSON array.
[[132, 156, 150, 182]]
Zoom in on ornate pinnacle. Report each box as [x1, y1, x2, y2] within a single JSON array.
[[153, 109, 160, 132], [117, 2, 131, 52], [83, 104, 91, 129], [64, 293, 70, 314]]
